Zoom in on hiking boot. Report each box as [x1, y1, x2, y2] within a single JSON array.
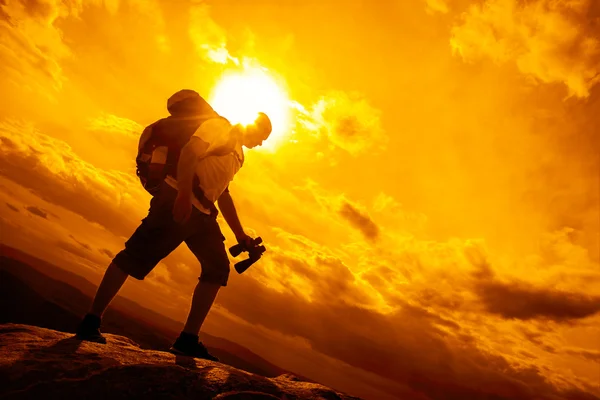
[[169, 332, 219, 361], [75, 313, 107, 344]]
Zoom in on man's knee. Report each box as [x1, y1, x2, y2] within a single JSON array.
[[198, 264, 230, 287], [112, 251, 155, 280]]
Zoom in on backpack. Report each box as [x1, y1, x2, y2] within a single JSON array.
[[135, 114, 231, 216]]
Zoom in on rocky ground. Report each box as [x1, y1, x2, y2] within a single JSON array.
[[0, 323, 364, 400]]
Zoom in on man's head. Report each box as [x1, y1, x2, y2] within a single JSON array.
[[167, 89, 217, 117], [241, 112, 272, 148]]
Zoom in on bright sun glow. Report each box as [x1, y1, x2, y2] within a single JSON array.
[[209, 63, 290, 151]]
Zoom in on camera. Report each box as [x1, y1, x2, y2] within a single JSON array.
[[228, 237, 266, 274]]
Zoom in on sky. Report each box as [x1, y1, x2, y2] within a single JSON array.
[[0, 0, 599, 399]]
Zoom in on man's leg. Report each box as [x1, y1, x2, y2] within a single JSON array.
[[76, 262, 129, 343], [170, 214, 229, 361], [182, 281, 221, 335], [170, 279, 223, 361], [182, 216, 230, 336], [89, 262, 129, 317]]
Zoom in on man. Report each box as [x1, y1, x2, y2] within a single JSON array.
[[75, 89, 272, 361]]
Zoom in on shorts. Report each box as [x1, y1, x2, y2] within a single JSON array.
[[112, 182, 230, 286]]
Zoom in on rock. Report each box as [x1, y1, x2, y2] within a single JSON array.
[[0, 324, 363, 400]]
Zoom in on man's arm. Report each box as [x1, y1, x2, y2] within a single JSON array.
[[177, 137, 209, 195], [217, 189, 247, 241], [173, 137, 209, 223]]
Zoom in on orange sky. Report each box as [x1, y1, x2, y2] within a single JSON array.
[[1, 1, 599, 399]]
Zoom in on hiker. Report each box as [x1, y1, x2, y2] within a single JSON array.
[[75, 89, 272, 361]]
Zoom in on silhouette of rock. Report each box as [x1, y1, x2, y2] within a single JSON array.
[[0, 324, 363, 400]]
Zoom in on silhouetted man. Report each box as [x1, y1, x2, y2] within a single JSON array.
[[76, 89, 272, 361]]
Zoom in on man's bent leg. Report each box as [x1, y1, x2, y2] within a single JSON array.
[[77, 183, 187, 343], [89, 262, 129, 317], [183, 281, 221, 335], [76, 262, 128, 343]]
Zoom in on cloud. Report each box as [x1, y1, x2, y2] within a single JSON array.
[[469, 250, 600, 322], [258, 230, 376, 307], [0, 0, 81, 93], [88, 113, 143, 138], [0, 0, 167, 102], [86, 113, 144, 156], [5, 203, 19, 212], [564, 348, 600, 363], [188, 1, 237, 64], [99, 248, 114, 259], [215, 206, 596, 399], [371, 192, 429, 235], [25, 205, 48, 219], [56, 240, 91, 261], [0, 119, 149, 237], [69, 234, 92, 251], [339, 201, 379, 241], [295, 91, 387, 156], [218, 271, 595, 400], [476, 279, 600, 321], [448, 0, 600, 97], [521, 328, 557, 353]]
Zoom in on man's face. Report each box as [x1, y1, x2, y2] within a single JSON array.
[[244, 125, 269, 148]]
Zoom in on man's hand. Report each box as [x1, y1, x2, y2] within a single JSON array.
[[235, 232, 253, 250], [173, 192, 193, 224]]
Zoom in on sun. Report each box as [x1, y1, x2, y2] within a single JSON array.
[[208, 64, 290, 151]]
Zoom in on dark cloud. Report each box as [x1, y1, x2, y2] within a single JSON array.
[[565, 348, 600, 363], [25, 205, 47, 219], [0, 5, 10, 22], [476, 279, 600, 322], [467, 248, 600, 322], [339, 201, 379, 241], [5, 203, 19, 212], [69, 234, 91, 251], [0, 136, 17, 149], [521, 329, 556, 354], [99, 248, 114, 258]]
